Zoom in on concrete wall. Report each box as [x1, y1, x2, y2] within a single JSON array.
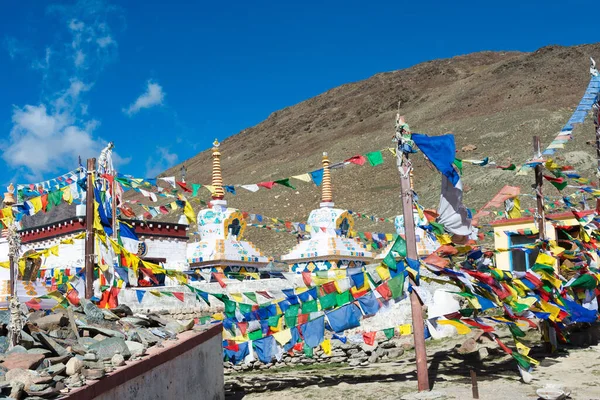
[[140, 236, 188, 270], [67, 325, 224, 400]]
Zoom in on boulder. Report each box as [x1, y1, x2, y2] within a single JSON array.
[[111, 354, 125, 367], [19, 331, 37, 349], [457, 338, 478, 355], [367, 354, 379, 363], [9, 381, 24, 400], [6, 368, 39, 389], [360, 343, 377, 354], [32, 332, 68, 357], [7, 345, 28, 355], [386, 348, 404, 359], [88, 337, 131, 361], [65, 358, 83, 376], [349, 350, 367, 360], [82, 368, 105, 380], [124, 341, 146, 358], [81, 299, 104, 324], [32, 314, 68, 331], [45, 363, 66, 377], [1, 353, 45, 370], [27, 348, 52, 356]]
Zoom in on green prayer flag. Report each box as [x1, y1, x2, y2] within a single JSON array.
[[384, 328, 395, 339], [222, 299, 236, 316], [274, 178, 296, 190], [383, 235, 407, 269], [302, 299, 318, 314], [453, 158, 463, 175], [318, 292, 337, 310], [284, 314, 297, 328], [239, 303, 253, 315], [248, 329, 263, 341], [244, 292, 258, 304], [429, 221, 445, 235], [570, 274, 597, 290], [512, 353, 531, 370], [336, 290, 353, 307], [388, 274, 405, 299], [508, 323, 526, 338], [268, 314, 282, 328], [192, 184, 202, 197], [303, 343, 314, 357], [365, 151, 384, 166]]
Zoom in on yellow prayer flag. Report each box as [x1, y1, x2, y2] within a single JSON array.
[[539, 299, 561, 322], [62, 186, 73, 204], [18, 259, 26, 276], [291, 173, 312, 182], [212, 312, 224, 321], [0, 261, 9, 269], [376, 265, 391, 281], [399, 324, 412, 335], [436, 234, 453, 245], [321, 339, 332, 355], [507, 197, 521, 219], [230, 293, 244, 303], [273, 329, 292, 346], [437, 319, 471, 335], [49, 245, 59, 257], [535, 252, 556, 267], [183, 200, 196, 224], [29, 196, 42, 214], [170, 201, 179, 210], [385, 233, 393, 241], [204, 185, 216, 194]]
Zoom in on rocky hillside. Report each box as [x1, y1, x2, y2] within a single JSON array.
[[145, 44, 600, 256]]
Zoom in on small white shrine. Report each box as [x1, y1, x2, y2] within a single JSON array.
[[281, 153, 373, 272], [375, 211, 439, 262], [186, 141, 269, 273]]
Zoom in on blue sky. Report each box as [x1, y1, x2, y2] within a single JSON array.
[[0, 0, 595, 185]]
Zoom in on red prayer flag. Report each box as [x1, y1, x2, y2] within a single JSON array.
[[26, 298, 42, 311], [362, 331, 377, 346], [322, 281, 337, 294], [423, 253, 449, 268], [40, 194, 48, 212], [435, 245, 458, 256], [213, 272, 227, 288], [66, 289, 80, 306], [345, 155, 366, 166], [302, 272, 313, 287], [293, 343, 303, 352], [256, 291, 273, 299], [238, 321, 248, 336], [176, 181, 192, 192], [297, 313, 309, 325], [257, 181, 275, 189], [375, 282, 392, 300], [172, 292, 185, 302]]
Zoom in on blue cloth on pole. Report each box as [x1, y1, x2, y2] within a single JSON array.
[[412, 133, 460, 186], [326, 304, 362, 333], [253, 336, 276, 363], [224, 342, 249, 365], [357, 291, 380, 316], [300, 316, 325, 348], [474, 295, 496, 310]]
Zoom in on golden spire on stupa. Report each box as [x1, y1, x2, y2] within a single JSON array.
[[211, 139, 225, 200], [321, 152, 333, 204]]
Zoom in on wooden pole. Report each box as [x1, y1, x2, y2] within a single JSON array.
[[533, 136, 546, 240], [111, 177, 118, 239], [470, 370, 479, 399], [85, 158, 96, 299], [595, 104, 600, 212], [396, 139, 430, 392]]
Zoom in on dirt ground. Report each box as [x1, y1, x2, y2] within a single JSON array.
[[225, 336, 600, 400]]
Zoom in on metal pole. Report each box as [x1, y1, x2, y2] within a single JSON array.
[[396, 135, 430, 392], [85, 158, 96, 299]]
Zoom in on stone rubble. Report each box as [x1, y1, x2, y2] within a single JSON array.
[[223, 337, 409, 374], [0, 301, 202, 399]]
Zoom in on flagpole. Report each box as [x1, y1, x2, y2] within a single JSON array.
[[533, 136, 546, 240], [394, 115, 430, 391], [85, 158, 96, 299]]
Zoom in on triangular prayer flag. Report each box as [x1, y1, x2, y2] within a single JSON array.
[[365, 151, 384, 167]]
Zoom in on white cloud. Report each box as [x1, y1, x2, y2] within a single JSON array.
[[124, 81, 165, 116], [145, 147, 178, 178], [2, 0, 127, 180]]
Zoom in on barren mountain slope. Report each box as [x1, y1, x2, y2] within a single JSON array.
[[155, 43, 600, 257]]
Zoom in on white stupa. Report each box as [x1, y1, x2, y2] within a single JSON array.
[[374, 211, 439, 262], [281, 153, 373, 273], [186, 140, 269, 273]]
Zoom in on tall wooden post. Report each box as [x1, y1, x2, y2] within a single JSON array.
[[533, 136, 546, 240], [111, 177, 118, 239], [594, 100, 600, 212], [395, 124, 430, 392], [85, 158, 96, 299]]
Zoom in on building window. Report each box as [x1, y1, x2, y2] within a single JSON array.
[[509, 234, 539, 272]]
